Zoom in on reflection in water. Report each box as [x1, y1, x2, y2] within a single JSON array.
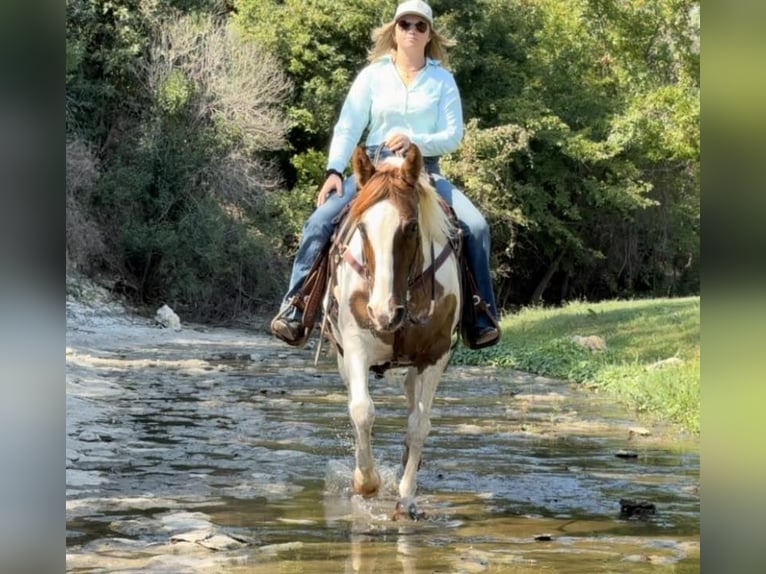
[[340, 532, 423, 574], [66, 319, 699, 573]]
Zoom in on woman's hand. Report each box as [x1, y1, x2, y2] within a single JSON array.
[[317, 173, 343, 207], [385, 132, 412, 155]]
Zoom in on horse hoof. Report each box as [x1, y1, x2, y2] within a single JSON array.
[[353, 483, 379, 498], [392, 500, 426, 521], [352, 469, 381, 498]]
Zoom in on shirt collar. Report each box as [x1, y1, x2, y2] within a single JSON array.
[[380, 54, 441, 66]]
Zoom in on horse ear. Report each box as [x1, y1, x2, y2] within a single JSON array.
[[353, 146, 375, 186], [402, 145, 424, 183]]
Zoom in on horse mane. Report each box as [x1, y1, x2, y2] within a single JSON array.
[[415, 171, 453, 247], [350, 158, 453, 247]]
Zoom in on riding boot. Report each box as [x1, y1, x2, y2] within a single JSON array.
[[461, 260, 501, 349], [469, 309, 501, 348], [270, 303, 308, 347]]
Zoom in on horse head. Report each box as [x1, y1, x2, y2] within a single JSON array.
[[350, 145, 427, 333]]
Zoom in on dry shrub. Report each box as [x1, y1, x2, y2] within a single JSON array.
[[66, 139, 106, 272], [147, 15, 292, 206]]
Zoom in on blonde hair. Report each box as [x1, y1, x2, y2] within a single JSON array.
[[368, 20, 456, 68]]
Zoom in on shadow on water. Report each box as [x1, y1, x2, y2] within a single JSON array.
[[66, 319, 699, 572]]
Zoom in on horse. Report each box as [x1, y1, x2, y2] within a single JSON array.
[[324, 144, 461, 520]]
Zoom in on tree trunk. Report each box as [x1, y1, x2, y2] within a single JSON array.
[[530, 250, 564, 305]]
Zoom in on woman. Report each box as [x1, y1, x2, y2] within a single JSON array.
[[271, 0, 500, 348]]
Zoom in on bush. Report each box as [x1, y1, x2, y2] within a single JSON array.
[[66, 139, 107, 273], [76, 13, 295, 319]]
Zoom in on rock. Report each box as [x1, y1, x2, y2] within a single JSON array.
[[628, 426, 651, 438], [619, 498, 656, 518], [258, 541, 304, 554], [615, 450, 638, 459], [623, 554, 673, 564], [196, 534, 248, 551], [77, 430, 101, 442], [155, 304, 181, 330], [571, 335, 607, 351], [170, 529, 213, 544]]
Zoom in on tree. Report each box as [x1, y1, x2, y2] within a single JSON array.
[[443, 0, 699, 304], [67, 4, 296, 317], [67, 0, 699, 314]]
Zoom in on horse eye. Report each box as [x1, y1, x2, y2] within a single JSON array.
[[403, 220, 418, 236]]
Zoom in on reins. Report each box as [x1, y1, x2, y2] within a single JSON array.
[[333, 197, 452, 328]]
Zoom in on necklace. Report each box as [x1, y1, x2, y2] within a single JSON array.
[[394, 58, 426, 83]]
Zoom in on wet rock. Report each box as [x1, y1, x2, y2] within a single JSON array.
[[197, 533, 248, 551], [66, 468, 107, 487], [158, 510, 213, 534], [110, 518, 157, 537], [169, 529, 213, 544], [277, 517, 317, 526], [628, 426, 652, 438], [258, 541, 304, 554], [458, 548, 492, 571], [77, 430, 101, 442], [455, 423, 485, 434], [615, 450, 638, 459], [623, 553, 676, 565], [169, 530, 247, 551], [206, 352, 254, 362], [620, 498, 657, 518]]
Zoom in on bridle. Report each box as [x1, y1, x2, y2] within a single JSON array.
[[333, 170, 453, 329]]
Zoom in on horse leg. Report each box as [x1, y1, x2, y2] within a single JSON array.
[[340, 352, 381, 497], [394, 356, 448, 520], [401, 368, 423, 471]]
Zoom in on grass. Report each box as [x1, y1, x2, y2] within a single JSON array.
[[453, 296, 700, 433]]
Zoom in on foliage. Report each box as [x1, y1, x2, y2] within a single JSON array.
[[234, 0, 386, 147], [453, 297, 700, 433], [232, 0, 390, 239], [96, 144, 288, 316], [67, 4, 294, 318], [144, 14, 291, 201], [66, 0, 154, 143], [232, 0, 699, 307], [442, 0, 699, 305], [440, 121, 531, 296], [66, 0, 699, 317]]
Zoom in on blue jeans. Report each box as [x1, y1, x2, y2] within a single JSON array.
[[282, 148, 499, 321]]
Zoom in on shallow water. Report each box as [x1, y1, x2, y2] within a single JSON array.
[[66, 312, 699, 572]]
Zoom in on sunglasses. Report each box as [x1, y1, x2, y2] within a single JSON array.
[[397, 19, 429, 34]]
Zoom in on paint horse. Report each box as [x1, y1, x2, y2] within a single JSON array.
[[325, 145, 461, 519]]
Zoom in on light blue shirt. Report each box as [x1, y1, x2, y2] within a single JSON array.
[[326, 55, 464, 173]]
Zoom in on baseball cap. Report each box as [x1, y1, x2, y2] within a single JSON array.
[[394, 0, 433, 25]]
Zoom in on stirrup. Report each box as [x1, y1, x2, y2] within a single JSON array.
[[461, 303, 502, 350], [469, 325, 500, 348], [270, 305, 309, 347]]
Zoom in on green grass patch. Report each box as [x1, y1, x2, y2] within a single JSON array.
[[453, 297, 700, 433]]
